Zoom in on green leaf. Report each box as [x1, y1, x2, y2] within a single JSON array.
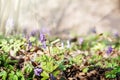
[[53, 70, 60, 77], [8, 71, 15, 80], [72, 54, 83, 65], [82, 67, 89, 73], [24, 63, 33, 74], [58, 63, 66, 71], [29, 37, 36, 42], [41, 78, 48, 80], [13, 75, 18, 80], [16, 71, 24, 78], [105, 72, 116, 79], [0, 70, 7, 80], [16, 71, 25, 80], [9, 39, 14, 44], [8, 65, 14, 70], [41, 71, 49, 79]]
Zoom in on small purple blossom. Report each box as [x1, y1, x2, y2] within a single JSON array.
[[78, 38, 84, 45], [34, 68, 42, 76], [39, 32, 46, 42], [39, 32, 46, 49], [106, 46, 113, 54], [114, 32, 119, 38], [49, 73, 56, 80], [89, 27, 96, 33], [42, 41, 47, 49], [30, 30, 36, 36], [28, 40, 32, 47]]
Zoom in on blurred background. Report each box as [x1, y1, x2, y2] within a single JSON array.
[[0, 0, 120, 38]]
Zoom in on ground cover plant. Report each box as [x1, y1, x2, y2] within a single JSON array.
[[0, 31, 120, 80]]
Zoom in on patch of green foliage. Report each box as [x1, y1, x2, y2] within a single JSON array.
[[0, 33, 120, 79]]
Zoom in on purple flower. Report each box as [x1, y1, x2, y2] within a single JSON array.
[[89, 27, 96, 33], [42, 41, 47, 49], [39, 32, 46, 49], [34, 68, 42, 76], [30, 30, 36, 36], [39, 32, 46, 42], [78, 38, 84, 45], [49, 73, 56, 80], [28, 40, 32, 47], [114, 32, 119, 38], [106, 46, 113, 54]]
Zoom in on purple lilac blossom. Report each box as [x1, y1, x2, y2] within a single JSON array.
[[106, 46, 113, 54], [34, 68, 42, 76]]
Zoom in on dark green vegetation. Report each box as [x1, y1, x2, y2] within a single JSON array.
[[0, 32, 120, 80]]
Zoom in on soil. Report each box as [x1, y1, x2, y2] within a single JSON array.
[[59, 65, 120, 80]]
